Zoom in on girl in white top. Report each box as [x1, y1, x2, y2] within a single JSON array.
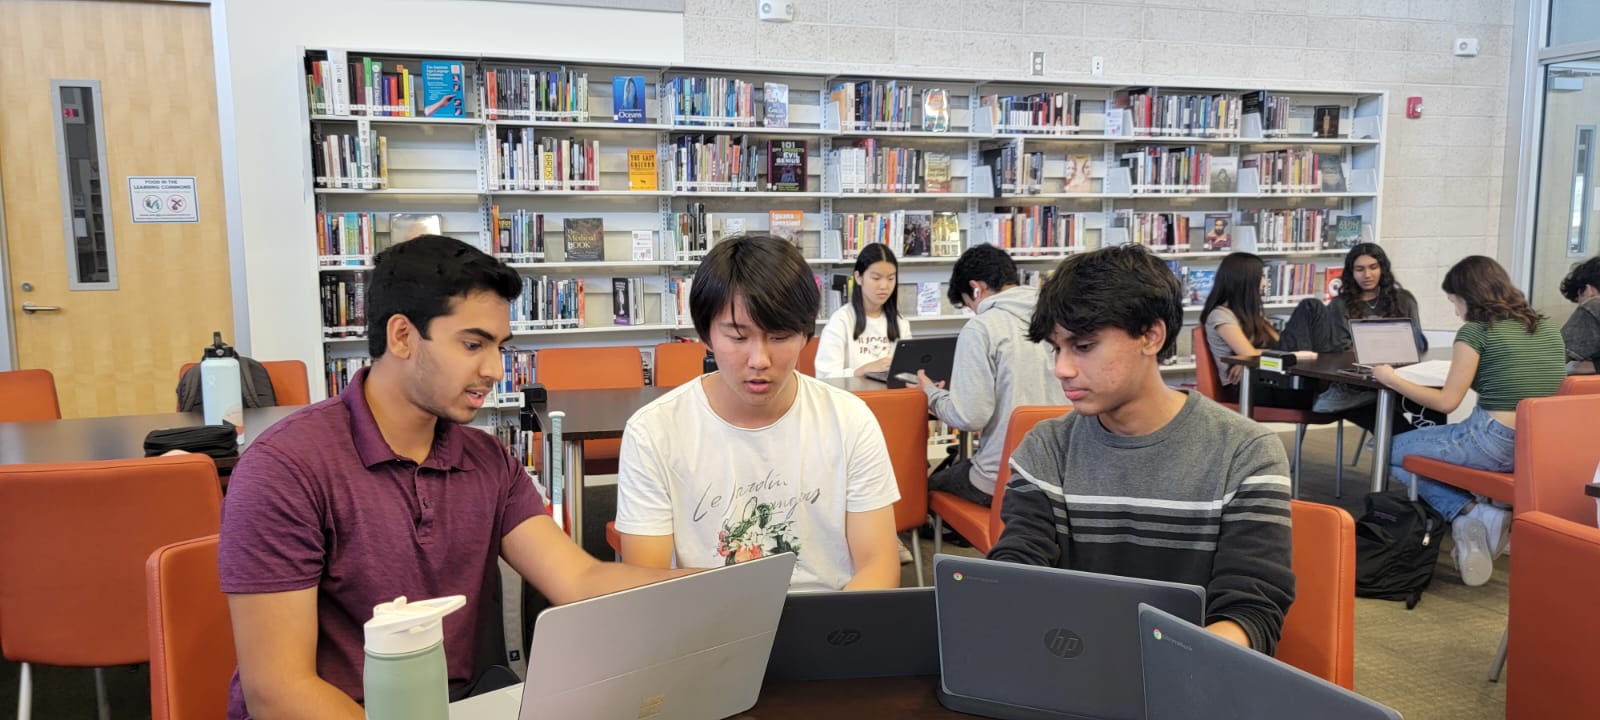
[[815, 242, 913, 379]]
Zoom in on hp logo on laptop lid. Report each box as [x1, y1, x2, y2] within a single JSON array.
[[1043, 628, 1084, 658], [826, 628, 863, 646]]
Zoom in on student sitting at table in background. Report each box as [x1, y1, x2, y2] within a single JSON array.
[[1201, 251, 1342, 411], [815, 242, 912, 379], [1378, 255, 1567, 587], [217, 236, 690, 720], [614, 233, 902, 591], [913, 244, 1066, 509], [990, 244, 1295, 654], [1558, 256, 1600, 374]]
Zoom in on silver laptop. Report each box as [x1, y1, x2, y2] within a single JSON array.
[[1138, 604, 1402, 720], [448, 552, 796, 720], [933, 554, 1206, 720], [1349, 319, 1419, 368], [765, 587, 940, 681]]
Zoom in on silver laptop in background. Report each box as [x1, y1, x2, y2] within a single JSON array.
[[1138, 604, 1402, 720], [933, 554, 1206, 720], [1349, 318, 1420, 368], [448, 553, 796, 720]]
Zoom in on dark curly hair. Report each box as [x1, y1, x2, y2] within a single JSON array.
[[1560, 257, 1600, 303], [1029, 244, 1183, 360], [1337, 243, 1409, 319], [946, 244, 1020, 307], [1441, 256, 1543, 333]]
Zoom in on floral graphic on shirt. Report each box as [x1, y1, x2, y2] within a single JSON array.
[[716, 498, 801, 566]]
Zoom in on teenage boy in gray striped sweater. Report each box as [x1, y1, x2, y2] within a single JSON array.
[[988, 245, 1296, 655]]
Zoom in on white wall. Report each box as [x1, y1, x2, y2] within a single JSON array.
[[222, 0, 684, 384]]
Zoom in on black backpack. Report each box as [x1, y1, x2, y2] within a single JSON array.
[[175, 357, 278, 412], [1354, 491, 1446, 609]]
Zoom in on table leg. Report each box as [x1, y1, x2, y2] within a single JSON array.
[[1371, 389, 1396, 495], [565, 440, 586, 546], [1237, 367, 1255, 418]]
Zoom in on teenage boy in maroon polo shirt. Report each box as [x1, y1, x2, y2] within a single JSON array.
[[218, 235, 686, 719]]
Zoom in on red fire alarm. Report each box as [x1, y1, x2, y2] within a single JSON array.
[[1406, 96, 1424, 119]]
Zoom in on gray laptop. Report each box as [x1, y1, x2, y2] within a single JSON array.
[[864, 336, 958, 387], [1349, 318, 1420, 368], [1138, 604, 1402, 720], [934, 554, 1205, 720], [765, 587, 939, 681], [448, 552, 796, 720]]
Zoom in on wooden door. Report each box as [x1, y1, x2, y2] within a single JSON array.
[[0, 0, 232, 417]]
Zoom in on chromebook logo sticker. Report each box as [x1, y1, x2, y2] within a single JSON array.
[[1153, 629, 1163, 640], [952, 572, 964, 581]]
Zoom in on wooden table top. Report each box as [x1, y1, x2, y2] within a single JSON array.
[[736, 676, 971, 719], [0, 405, 303, 466], [1222, 349, 1453, 389]]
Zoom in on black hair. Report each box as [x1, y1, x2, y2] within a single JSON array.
[[946, 244, 1020, 307], [850, 242, 903, 341], [366, 234, 523, 358], [1337, 243, 1408, 319], [1029, 244, 1183, 359], [1561, 257, 1600, 303], [1200, 252, 1274, 347], [690, 233, 820, 343]]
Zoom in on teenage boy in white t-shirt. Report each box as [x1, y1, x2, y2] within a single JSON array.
[[614, 233, 902, 591]]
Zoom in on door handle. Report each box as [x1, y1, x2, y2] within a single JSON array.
[[21, 302, 61, 314]]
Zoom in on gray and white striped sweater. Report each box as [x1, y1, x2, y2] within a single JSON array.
[[988, 390, 1296, 655]]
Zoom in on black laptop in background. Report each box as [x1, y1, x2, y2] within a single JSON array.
[[864, 336, 958, 388], [764, 587, 940, 681]]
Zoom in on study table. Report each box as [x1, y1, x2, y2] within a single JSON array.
[[0, 405, 303, 473], [1221, 349, 1451, 494], [448, 675, 966, 719]]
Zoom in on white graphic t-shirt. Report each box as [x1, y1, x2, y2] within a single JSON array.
[[814, 305, 914, 379], [613, 373, 900, 591]]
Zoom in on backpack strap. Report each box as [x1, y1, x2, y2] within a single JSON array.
[[238, 361, 263, 409]]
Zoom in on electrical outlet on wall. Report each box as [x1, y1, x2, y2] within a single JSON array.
[[1031, 52, 1045, 76], [1091, 56, 1104, 76]]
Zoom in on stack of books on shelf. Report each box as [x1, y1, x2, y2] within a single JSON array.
[[670, 204, 711, 260], [837, 211, 963, 259], [984, 207, 1085, 256], [492, 207, 544, 262], [316, 211, 375, 263], [1122, 89, 1241, 138], [1264, 262, 1321, 301], [1247, 208, 1331, 251], [482, 66, 589, 121], [1245, 148, 1342, 194], [1120, 146, 1210, 194], [671, 134, 758, 192], [666, 75, 756, 127], [305, 54, 455, 117], [510, 276, 585, 331], [982, 91, 1079, 134], [497, 350, 536, 396], [496, 420, 540, 472], [490, 130, 600, 191], [982, 145, 1041, 195], [324, 356, 372, 396], [1116, 210, 1191, 254], [834, 140, 924, 193], [312, 129, 388, 189], [1242, 91, 1293, 137], [830, 80, 915, 132], [320, 274, 367, 337]]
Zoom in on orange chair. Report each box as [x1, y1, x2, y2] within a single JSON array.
[[856, 387, 932, 584], [653, 341, 708, 388], [0, 454, 222, 720], [0, 369, 61, 422], [796, 336, 820, 377], [1506, 512, 1600, 720], [932, 405, 1072, 555], [1559, 373, 1600, 395], [537, 346, 644, 475], [177, 359, 312, 408], [147, 535, 233, 720], [1193, 327, 1344, 497], [1278, 500, 1357, 689]]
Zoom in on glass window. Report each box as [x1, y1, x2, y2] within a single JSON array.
[[1531, 62, 1600, 316], [52, 82, 116, 289], [1550, 1, 1600, 48]]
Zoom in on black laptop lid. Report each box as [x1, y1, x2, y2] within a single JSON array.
[[1138, 604, 1402, 720], [866, 336, 958, 386], [765, 587, 939, 681]]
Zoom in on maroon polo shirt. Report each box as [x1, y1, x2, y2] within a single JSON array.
[[218, 367, 544, 719]]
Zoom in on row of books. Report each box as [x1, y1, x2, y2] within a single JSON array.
[[492, 207, 545, 261], [1119, 89, 1241, 138], [315, 212, 376, 260], [1119, 145, 1212, 193], [982, 92, 1079, 134], [980, 206, 1087, 254], [324, 356, 372, 396], [665, 76, 757, 126], [1245, 208, 1334, 251], [1245, 149, 1346, 194], [496, 422, 539, 472], [670, 134, 760, 191], [312, 130, 388, 189], [489, 130, 600, 191], [305, 55, 462, 118], [482, 66, 588, 121], [837, 211, 962, 259], [496, 350, 536, 395], [1117, 211, 1195, 253], [320, 274, 367, 336], [833, 142, 949, 193], [511, 276, 585, 329], [830, 80, 918, 132]]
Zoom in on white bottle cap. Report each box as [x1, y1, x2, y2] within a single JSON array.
[[363, 595, 467, 657]]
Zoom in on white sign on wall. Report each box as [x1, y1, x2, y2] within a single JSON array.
[[128, 176, 198, 223]]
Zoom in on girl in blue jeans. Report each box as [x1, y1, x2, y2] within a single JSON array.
[[1373, 256, 1567, 586]]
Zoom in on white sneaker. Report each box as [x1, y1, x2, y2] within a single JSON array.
[[898, 538, 914, 565], [1451, 515, 1494, 586], [1467, 503, 1513, 559]]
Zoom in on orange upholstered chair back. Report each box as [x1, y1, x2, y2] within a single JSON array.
[[536, 346, 644, 390], [855, 387, 931, 532], [1558, 374, 1600, 396], [1507, 512, 1600, 720], [1515, 394, 1600, 526], [1190, 326, 1237, 405], [1278, 500, 1357, 689], [987, 405, 1073, 548], [654, 342, 708, 388], [0, 454, 222, 666], [0, 368, 61, 422], [177, 360, 312, 408], [147, 535, 233, 720], [796, 337, 820, 377]]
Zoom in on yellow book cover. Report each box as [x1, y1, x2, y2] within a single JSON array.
[[628, 149, 658, 191]]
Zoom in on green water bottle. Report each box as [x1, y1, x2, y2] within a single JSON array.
[[362, 595, 466, 720]]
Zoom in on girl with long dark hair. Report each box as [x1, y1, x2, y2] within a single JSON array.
[[1200, 252, 1334, 407], [815, 242, 912, 378], [1379, 256, 1566, 586], [1312, 243, 1431, 417]]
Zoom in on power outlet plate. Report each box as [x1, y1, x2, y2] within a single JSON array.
[[1454, 38, 1479, 56], [1031, 51, 1045, 76], [1091, 56, 1104, 76]]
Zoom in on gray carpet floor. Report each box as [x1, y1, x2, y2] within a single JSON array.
[[0, 426, 1510, 719]]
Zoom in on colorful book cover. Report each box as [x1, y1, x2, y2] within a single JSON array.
[[922, 89, 949, 132], [924, 153, 952, 193], [768, 209, 803, 245], [931, 212, 961, 257], [1203, 213, 1232, 251], [1063, 154, 1093, 193], [612, 278, 633, 325], [613, 76, 645, 123], [903, 210, 933, 257], [420, 60, 465, 118], [563, 217, 606, 261], [1186, 268, 1216, 307], [767, 140, 808, 192], [763, 82, 789, 128], [1323, 267, 1344, 302], [1334, 215, 1362, 248], [628, 149, 658, 191]]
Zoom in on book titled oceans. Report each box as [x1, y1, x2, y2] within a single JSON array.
[[613, 76, 646, 123], [421, 61, 465, 118]]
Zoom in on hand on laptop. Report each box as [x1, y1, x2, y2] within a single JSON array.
[[1370, 364, 1398, 387], [855, 357, 892, 378], [913, 370, 945, 391]]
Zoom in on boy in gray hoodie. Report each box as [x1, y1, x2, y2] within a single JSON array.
[[914, 245, 1067, 507]]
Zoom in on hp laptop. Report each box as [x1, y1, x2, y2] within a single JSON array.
[[933, 555, 1205, 720], [1138, 604, 1402, 720], [765, 587, 940, 681], [864, 336, 958, 388], [1349, 318, 1420, 369], [448, 552, 796, 720]]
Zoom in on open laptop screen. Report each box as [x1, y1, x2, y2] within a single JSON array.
[[1349, 319, 1418, 366]]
